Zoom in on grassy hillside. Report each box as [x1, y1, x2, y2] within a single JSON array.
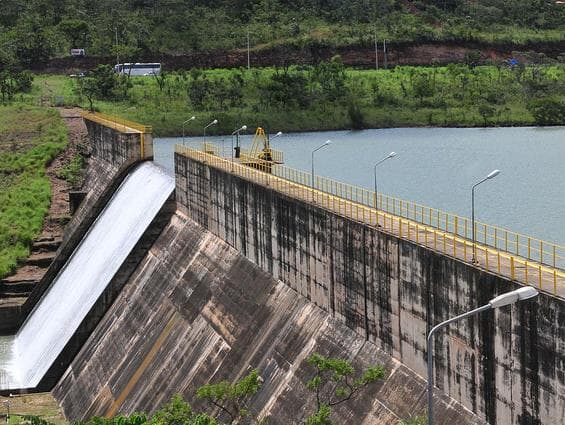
[[0, 0, 563, 68], [0, 103, 67, 278]]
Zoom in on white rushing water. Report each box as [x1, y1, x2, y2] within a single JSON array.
[[0, 162, 174, 390]]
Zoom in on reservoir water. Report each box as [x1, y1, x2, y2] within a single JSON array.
[[155, 126, 565, 246]]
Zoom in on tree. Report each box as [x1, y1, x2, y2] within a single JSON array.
[[478, 103, 496, 126], [261, 67, 310, 109], [74, 75, 98, 111], [311, 57, 348, 102], [411, 71, 435, 104], [304, 353, 385, 424], [11, 15, 56, 67], [0, 70, 34, 102], [527, 98, 565, 125], [196, 369, 262, 425], [58, 19, 90, 48], [153, 70, 168, 92], [149, 394, 217, 425], [464, 50, 482, 68]]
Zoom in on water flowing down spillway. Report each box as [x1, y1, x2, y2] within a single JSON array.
[[0, 162, 174, 391]]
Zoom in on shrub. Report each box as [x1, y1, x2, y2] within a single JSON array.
[[527, 98, 565, 125]]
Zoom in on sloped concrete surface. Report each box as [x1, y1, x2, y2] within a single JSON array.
[[53, 214, 483, 424], [171, 154, 565, 425]]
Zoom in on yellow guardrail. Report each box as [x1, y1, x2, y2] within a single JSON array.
[[279, 171, 565, 271], [81, 111, 153, 134], [175, 144, 565, 295], [204, 143, 565, 270], [82, 111, 152, 159], [202, 142, 220, 156]]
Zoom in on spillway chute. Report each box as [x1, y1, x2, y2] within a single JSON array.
[[0, 162, 174, 392]]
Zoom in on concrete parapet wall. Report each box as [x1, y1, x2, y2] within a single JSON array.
[[84, 118, 153, 165], [174, 153, 565, 425]]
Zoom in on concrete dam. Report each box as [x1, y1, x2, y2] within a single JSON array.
[[1, 113, 564, 424]]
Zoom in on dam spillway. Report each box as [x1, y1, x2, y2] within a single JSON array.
[[0, 162, 174, 391]]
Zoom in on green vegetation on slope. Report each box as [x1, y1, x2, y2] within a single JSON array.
[[0, 0, 564, 67], [0, 105, 67, 278], [68, 61, 565, 135]]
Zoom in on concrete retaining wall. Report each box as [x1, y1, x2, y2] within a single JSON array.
[[172, 154, 565, 425]]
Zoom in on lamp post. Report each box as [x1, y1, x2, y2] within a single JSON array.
[[182, 116, 196, 146], [311, 140, 331, 188], [471, 169, 500, 262], [231, 125, 247, 160], [247, 30, 251, 70], [204, 119, 218, 138], [427, 286, 538, 425], [3, 401, 9, 423], [373, 151, 397, 209]]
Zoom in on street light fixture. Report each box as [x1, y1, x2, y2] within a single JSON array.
[[471, 169, 500, 262], [373, 151, 397, 209], [231, 125, 247, 160], [204, 119, 218, 138], [182, 116, 196, 146], [427, 286, 538, 425], [311, 140, 331, 188]]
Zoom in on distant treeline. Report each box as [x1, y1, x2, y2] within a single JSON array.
[[0, 0, 564, 68]]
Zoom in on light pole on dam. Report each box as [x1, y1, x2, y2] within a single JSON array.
[[471, 169, 500, 263], [426, 286, 538, 425], [373, 151, 397, 209]]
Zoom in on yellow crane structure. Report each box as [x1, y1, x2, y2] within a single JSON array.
[[240, 127, 284, 172]]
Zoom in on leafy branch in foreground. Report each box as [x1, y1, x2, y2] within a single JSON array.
[[304, 353, 385, 424], [196, 369, 262, 425]]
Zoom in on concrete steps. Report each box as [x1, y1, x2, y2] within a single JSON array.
[[0, 235, 62, 302]]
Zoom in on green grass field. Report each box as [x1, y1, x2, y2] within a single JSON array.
[[0, 103, 67, 278], [50, 63, 564, 136]]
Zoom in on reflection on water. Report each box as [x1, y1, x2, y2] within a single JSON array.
[[155, 126, 565, 245]]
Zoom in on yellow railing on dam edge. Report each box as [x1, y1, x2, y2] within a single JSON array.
[[82, 112, 153, 159], [176, 144, 565, 296], [81, 111, 153, 134]]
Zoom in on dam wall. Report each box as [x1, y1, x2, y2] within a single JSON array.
[[53, 212, 482, 424], [170, 153, 565, 425]]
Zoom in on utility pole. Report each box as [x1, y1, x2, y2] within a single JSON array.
[[383, 39, 387, 69], [374, 31, 379, 70], [247, 30, 250, 70], [115, 26, 119, 65]]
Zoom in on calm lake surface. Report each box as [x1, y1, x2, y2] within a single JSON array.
[[155, 126, 565, 246]]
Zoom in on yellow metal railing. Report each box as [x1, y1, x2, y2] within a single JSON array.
[[81, 111, 153, 134], [202, 142, 220, 156], [280, 172, 565, 271], [175, 144, 565, 295], [205, 143, 565, 270]]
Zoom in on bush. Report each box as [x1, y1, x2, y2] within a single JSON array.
[[347, 100, 365, 129], [527, 98, 565, 125]]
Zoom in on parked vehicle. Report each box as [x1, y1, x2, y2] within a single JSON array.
[[70, 48, 86, 57], [113, 63, 161, 76]]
